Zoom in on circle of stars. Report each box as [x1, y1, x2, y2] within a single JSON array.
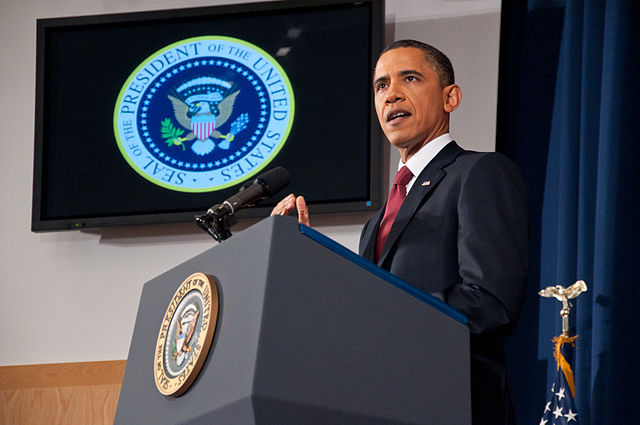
[[138, 58, 270, 171]]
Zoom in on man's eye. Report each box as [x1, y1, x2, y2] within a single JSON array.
[[375, 83, 387, 91], [406, 75, 416, 82]]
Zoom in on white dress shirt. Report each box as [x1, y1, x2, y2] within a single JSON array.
[[399, 133, 453, 194]]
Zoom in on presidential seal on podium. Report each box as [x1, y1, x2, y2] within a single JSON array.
[[154, 272, 219, 397]]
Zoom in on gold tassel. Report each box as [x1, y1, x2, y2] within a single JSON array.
[[552, 335, 578, 397]]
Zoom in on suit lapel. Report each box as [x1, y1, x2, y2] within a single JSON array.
[[377, 142, 464, 266], [360, 206, 385, 261]]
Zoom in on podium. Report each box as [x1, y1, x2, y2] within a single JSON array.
[[114, 216, 470, 424]]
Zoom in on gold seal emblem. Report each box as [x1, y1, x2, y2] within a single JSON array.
[[154, 272, 219, 397]]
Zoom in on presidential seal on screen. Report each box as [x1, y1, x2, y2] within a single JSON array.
[[114, 36, 294, 192], [154, 272, 219, 397]]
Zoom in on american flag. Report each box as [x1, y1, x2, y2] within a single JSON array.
[[539, 336, 580, 424]]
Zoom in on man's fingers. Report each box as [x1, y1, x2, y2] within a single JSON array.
[[296, 196, 310, 226], [270, 194, 296, 216], [270, 194, 310, 226]]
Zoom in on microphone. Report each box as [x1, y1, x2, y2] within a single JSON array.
[[196, 166, 291, 242], [208, 166, 291, 216]]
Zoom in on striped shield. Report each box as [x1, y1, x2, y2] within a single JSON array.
[[191, 114, 216, 141]]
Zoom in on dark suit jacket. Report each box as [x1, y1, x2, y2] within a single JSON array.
[[359, 142, 528, 425]]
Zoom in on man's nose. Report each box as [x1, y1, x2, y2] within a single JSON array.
[[385, 81, 404, 103]]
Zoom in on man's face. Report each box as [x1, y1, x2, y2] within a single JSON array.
[[373, 47, 455, 158]]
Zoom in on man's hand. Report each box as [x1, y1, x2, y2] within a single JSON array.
[[270, 194, 310, 226]]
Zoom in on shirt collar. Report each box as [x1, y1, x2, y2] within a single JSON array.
[[399, 133, 453, 193]]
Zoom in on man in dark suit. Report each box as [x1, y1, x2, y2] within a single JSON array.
[[273, 40, 528, 425]]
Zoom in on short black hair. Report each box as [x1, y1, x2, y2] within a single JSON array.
[[380, 40, 455, 87]]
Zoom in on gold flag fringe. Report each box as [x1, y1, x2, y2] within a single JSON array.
[[552, 334, 578, 398]]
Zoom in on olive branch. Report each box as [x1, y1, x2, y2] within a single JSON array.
[[161, 118, 187, 150], [171, 339, 178, 358]]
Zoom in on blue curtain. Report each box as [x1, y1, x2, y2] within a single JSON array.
[[497, 1, 640, 423]]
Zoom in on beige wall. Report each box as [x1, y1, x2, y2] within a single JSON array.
[[0, 0, 500, 366]]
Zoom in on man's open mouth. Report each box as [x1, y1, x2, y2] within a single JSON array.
[[386, 110, 411, 123]]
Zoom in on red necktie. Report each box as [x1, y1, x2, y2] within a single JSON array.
[[376, 166, 413, 262]]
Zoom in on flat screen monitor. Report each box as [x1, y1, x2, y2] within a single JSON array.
[[32, 0, 384, 231]]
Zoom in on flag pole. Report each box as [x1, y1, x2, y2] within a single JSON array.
[[538, 280, 587, 424]]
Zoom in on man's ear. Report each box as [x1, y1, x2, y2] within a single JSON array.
[[443, 84, 462, 113]]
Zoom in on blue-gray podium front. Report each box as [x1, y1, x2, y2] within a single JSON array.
[[114, 216, 471, 424]]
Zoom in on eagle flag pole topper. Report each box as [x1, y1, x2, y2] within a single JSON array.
[[538, 280, 588, 337]]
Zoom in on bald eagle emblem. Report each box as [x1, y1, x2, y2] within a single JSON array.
[[172, 303, 200, 367], [164, 77, 249, 156]]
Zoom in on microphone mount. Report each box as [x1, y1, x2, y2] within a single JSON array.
[[195, 204, 238, 242]]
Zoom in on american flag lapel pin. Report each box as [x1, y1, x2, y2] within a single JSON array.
[[422, 180, 431, 186]]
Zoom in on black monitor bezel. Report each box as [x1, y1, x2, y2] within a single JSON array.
[[31, 0, 384, 232]]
